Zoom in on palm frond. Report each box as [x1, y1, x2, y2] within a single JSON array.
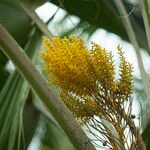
[[50, 0, 149, 52], [0, 27, 42, 150]]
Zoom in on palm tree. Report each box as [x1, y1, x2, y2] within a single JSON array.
[[0, 0, 149, 149]]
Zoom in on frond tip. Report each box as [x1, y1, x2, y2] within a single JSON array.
[[41, 36, 145, 149]]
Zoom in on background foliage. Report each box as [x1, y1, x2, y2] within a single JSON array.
[[0, 0, 150, 149]]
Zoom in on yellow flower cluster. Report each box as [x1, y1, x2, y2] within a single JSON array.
[[42, 36, 93, 96], [41, 36, 133, 122], [116, 46, 133, 98], [60, 92, 102, 123], [90, 42, 116, 91]]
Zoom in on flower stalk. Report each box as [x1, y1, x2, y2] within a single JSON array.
[[41, 36, 146, 149]]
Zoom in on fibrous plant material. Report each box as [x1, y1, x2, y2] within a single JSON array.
[[41, 36, 146, 150]]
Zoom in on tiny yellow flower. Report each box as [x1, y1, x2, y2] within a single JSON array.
[[41, 36, 133, 122]]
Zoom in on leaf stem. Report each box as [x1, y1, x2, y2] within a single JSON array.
[[141, 0, 150, 50]]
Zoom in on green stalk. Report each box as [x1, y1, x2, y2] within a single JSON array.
[[0, 24, 95, 150], [141, 0, 150, 49]]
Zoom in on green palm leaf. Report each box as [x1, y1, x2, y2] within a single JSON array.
[[49, 0, 149, 52], [0, 27, 42, 150]]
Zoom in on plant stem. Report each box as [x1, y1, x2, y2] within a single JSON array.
[[0, 24, 95, 150], [141, 0, 150, 50]]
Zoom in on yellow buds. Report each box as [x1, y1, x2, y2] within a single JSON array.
[[41, 36, 133, 122]]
